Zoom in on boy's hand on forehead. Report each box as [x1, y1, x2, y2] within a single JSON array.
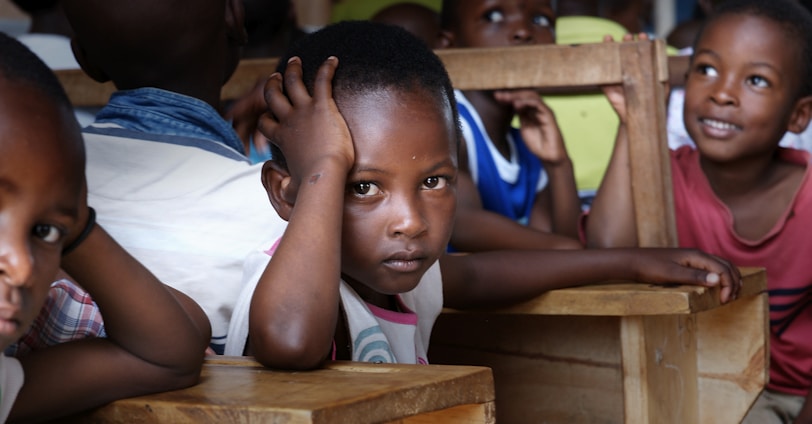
[[259, 56, 354, 187]]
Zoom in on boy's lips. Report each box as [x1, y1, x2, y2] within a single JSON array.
[[0, 307, 20, 336], [698, 117, 742, 139], [383, 250, 427, 273]]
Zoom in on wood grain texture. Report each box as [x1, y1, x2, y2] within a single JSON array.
[[68, 357, 495, 424], [443, 267, 765, 316], [431, 273, 768, 424]]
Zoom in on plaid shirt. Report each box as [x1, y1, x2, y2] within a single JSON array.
[[5, 279, 106, 357]]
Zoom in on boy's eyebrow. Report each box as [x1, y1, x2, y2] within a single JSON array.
[[422, 158, 457, 174], [351, 158, 456, 177], [351, 165, 392, 176]]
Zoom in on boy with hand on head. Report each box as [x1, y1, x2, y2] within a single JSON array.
[[61, 0, 287, 354], [438, 0, 583, 251], [225, 20, 742, 369], [585, 1, 812, 422], [0, 33, 209, 422]]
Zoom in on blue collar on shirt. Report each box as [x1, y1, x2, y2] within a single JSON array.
[[93, 87, 246, 156]]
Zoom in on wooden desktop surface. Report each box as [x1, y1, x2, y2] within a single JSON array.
[[69, 356, 495, 424], [449, 266, 766, 316]]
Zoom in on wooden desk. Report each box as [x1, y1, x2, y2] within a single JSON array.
[[69, 357, 495, 423], [430, 267, 768, 424]]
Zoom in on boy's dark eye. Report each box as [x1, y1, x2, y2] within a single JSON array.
[[696, 64, 718, 77], [533, 15, 551, 27], [747, 75, 769, 88], [484, 9, 505, 23], [351, 182, 381, 196], [422, 176, 448, 190], [33, 224, 62, 244]]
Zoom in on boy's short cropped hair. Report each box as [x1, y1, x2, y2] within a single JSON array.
[[0, 32, 71, 107], [699, 0, 812, 97], [271, 20, 461, 168]]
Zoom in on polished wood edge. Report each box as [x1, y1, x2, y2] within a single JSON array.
[[443, 267, 766, 316]]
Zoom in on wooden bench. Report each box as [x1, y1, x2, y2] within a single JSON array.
[[67, 356, 495, 423], [55, 40, 767, 424]]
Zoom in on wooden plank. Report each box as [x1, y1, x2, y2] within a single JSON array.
[[620, 314, 699, 423], [59, 41, 673, 107], [443, 267, 765, 316], [439, 43, 625, 90], [620, 40, 677, 247], [292, 0, 331, 29], [69, 358, 495, 424], [697, 291, 769, 423], [430, 314, 624, 423], [57, 69, 116, 108]]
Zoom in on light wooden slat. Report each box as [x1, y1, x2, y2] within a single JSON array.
[[621, 40, 677, 247], [444, 267, 765, 316], [60, 41, 684, 105], [70, 357, 495, 424]]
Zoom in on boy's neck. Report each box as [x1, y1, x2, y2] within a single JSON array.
[[699, 150, 788, 197]]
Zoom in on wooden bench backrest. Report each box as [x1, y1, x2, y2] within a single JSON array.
[[56, 40, 675, 248]]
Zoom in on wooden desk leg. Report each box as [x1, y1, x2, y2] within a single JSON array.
[[696, 293, 769, 424], [620, 292, 769, 424], [620, 314, 699, 423]]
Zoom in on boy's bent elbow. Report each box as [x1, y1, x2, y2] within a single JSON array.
[[252, 341, 327, 371], [249, 327, 330, 370], [153, 349, 206, 391], [160, 364, 204, 391]]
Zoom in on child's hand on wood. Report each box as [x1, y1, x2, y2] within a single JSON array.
[[494, 89, 569, 167], [259, 56, 354, 197], [630, 248, 742, 304]]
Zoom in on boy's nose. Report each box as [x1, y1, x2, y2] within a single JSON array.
[[0, 234, 34, 289], [388, 198, 428, 239], [512, 25, 533, 43], [710, 78, 739, 106]]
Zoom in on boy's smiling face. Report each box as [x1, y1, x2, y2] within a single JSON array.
[[0, 79, 84, 348], [684, 13, 808, 162], [336, 87, 457, 303], [445, 0, 556, 48]]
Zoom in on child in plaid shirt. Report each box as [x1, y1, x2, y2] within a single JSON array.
[[0, 33, 210, 422]]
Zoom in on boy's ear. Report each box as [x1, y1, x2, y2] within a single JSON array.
[[70, 39, 110, 83], [225, 0, 248, 46], [261, 160, 295, 222], [438, 30, 455, 48], [788, 95, 812, 134]]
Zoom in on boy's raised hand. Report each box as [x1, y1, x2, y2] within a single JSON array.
[[494, 89, 569, 166], [259, 56, 354, 193], [631, 248, 742, 303]]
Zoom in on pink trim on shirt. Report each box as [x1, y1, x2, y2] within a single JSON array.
[[264, 238, 282, 256], [366, 301, 418, 325]]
